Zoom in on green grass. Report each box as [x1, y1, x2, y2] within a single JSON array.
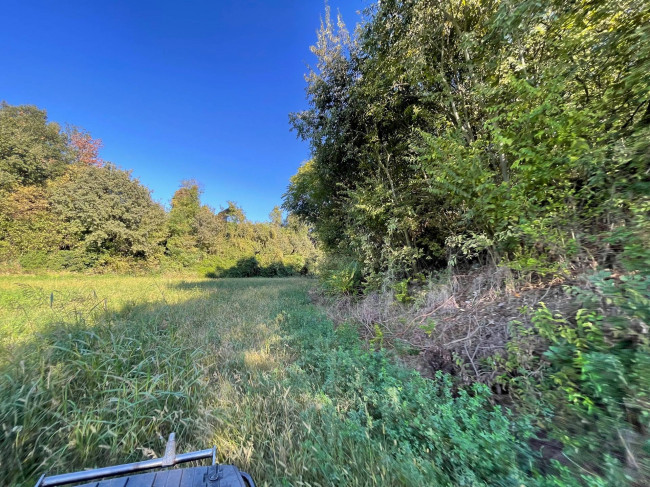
[[1, 275, 535, 486]]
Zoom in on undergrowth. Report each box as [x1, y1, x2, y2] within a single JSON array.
[[317, 247, 650, 485], [4, 274, 642, 485]]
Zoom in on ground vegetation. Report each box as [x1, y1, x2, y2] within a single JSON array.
[[0, 276, 541, 486]]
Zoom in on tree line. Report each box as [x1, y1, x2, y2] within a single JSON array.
[[285, 0, 649, 286], [0, 102, 318, 275]]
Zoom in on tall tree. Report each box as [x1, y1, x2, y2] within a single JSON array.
[[168, 180, 201, 237], [0, 103, 70, 189], [288, 6, 362, 250], [286, 0, 650, 278]]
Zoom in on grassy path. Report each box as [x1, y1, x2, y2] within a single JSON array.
[[1, 276, 530, 486]]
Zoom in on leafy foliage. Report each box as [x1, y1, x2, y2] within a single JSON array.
[[495, 264, 650, 483], [51, 164, 166, 259], [0, 102, 70, 189], [285, 0, 650, 282], [0, 103, 319, 274]]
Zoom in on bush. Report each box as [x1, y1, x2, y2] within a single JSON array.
[[318, 255, 362, 294], [498, 269, 650, 484], [18, 251, 53, 271], [18, 251, 80, 271], [59, 249, 102, 271], [221, 256, 261, 277], [281, 254, 307, 274]]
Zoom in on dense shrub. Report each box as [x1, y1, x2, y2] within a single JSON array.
[[285, 0, 650, 283], [497, 266, 650, 484], [282, 305, 538, 485], [317, 254, 363, 294]]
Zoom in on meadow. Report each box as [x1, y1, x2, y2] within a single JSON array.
[[1, 275, 533, 486]]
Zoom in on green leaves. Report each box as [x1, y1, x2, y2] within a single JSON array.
[[286, 0, 650, 284], [50, 164, 166, 259], [503, 269, 650, 484], [0, 103, 70, 189]]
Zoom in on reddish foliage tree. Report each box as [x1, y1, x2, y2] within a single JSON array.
[[68, 129, 104, 167]]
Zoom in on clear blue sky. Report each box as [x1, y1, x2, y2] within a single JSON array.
[[0, 0, 366, 221]]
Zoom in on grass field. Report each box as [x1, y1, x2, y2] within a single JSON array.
[[1, 275, 532, 486]]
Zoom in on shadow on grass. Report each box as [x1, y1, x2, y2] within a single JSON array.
[[0, 277, 310, 486], [170, 275, 312, 292], [204, 256, 309, 279]]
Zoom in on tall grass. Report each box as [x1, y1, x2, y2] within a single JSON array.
[[0, 276, 292, 484], [1, 275, 536, 486]]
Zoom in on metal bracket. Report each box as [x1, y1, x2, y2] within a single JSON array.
[[162, 433, 177, 467], [207, 464, 222, 486]]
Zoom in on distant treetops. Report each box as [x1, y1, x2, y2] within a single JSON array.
[[0, 101, 318, 275]]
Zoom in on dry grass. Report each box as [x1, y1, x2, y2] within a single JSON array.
[[315, 267, 575, 384]]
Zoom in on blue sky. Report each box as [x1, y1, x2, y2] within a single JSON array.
[[0, 0, 366, 221]]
